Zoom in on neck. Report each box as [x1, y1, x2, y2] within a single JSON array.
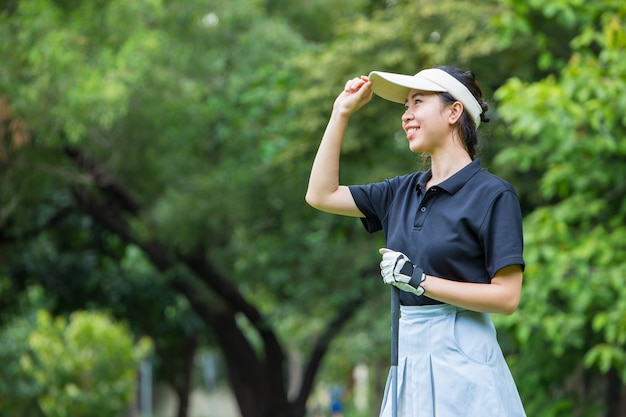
[[428, 148, 472, 185]]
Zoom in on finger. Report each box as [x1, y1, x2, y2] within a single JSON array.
[[381, 254, 394, 261], [380, 264, 392, 275], [346, 77, 372, 94], [379, 248, 392, 255], [344, 77, 362, 91], [380, 261, 390, 271], [353, 80, 372, 97]]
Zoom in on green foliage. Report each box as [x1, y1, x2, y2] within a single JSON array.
[[0, 0, 165, 144], [493, 1, 626, 414], [0, 298, 151, 417], [0, 286, 48, 417], [20, 310, 152, 417]]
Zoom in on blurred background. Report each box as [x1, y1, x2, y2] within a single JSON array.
[[0, 0, 625, 416]]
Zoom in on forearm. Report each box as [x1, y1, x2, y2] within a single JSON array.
[[306, 76, 371, 216], [421, 268, 523, 315], [305, 110, 350, 207]]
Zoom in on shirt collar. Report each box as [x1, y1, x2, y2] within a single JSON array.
[[417, 159, 482, 195]]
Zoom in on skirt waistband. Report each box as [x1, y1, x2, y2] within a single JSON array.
[[400, 304, 467, 319]]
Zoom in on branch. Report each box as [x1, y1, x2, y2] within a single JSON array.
[[65, 146, 285, 412], [66, 146, 267, 322], [72, 182, 267, 413], [0, 204, 75, 243], [64, 146, 141, 215], [181, 255, 267, 330]]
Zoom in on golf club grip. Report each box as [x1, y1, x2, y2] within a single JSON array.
[[391, 286, 400, 366]]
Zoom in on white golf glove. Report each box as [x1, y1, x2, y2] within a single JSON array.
[[379, 248, 426, 296]]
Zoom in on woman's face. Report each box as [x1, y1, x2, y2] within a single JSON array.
[[402, 89, 452, 154]]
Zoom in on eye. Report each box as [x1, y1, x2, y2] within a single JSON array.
[[405, 97, 422, 111]]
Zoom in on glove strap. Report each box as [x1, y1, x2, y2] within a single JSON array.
[[396, 256, 426, 296], [408, 265, 426, 296], [398, 260, 414, 277]]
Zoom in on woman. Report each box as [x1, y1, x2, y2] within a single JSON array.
[[305, 66, 526, 416]]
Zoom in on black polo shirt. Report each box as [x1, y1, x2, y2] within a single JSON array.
[[349, 159, 525, 306]]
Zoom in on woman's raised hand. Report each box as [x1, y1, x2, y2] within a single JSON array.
[[333, 75, 373, 116]]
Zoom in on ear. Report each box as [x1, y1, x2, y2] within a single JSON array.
[[448, 101, 464, 125]]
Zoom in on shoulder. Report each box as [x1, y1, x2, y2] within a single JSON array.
[[458, 166, 521, 219], [388, 171, 425, 189], [351, 171, 425, 194], [471, 168, 517, 196]]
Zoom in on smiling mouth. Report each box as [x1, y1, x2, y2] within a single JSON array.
[[406, 127, 418, 134]]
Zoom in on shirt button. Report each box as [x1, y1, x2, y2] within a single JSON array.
[[420, 207, 426, 212]]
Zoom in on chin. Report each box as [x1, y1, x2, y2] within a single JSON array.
[[408, 142, 425, 153]]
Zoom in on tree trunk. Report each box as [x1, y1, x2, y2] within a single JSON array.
[[606, 367, 623, 417], [176, 335, 197, 417], [156, 332, 197, 417]]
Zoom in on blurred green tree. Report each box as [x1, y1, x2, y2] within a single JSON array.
[[493, 1, 626, 416], [0, 288, 151, 417], [0, 0, 377, 415]]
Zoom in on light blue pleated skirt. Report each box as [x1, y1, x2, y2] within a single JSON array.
[[379, 304, 526, 417]]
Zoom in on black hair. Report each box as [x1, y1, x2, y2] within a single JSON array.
[[435, 66, 489, 160]]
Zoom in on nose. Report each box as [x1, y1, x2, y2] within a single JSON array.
[[402, 109, 413, 122]]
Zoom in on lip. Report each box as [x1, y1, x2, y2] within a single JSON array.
[[404, 125, 419, 139]]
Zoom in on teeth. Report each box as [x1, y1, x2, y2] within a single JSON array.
[[407, 128, 417, 133]]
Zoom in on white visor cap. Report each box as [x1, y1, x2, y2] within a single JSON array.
[[368, 68, 483, 127]]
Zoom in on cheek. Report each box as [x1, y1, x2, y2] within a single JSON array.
[[419, 107, 443, 124]]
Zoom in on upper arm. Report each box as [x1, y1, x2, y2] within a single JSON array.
[[306, 185, 364, 217]]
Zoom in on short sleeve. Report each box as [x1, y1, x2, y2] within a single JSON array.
[[349, 182, 389, 233], [480, 190, 525, 278]]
